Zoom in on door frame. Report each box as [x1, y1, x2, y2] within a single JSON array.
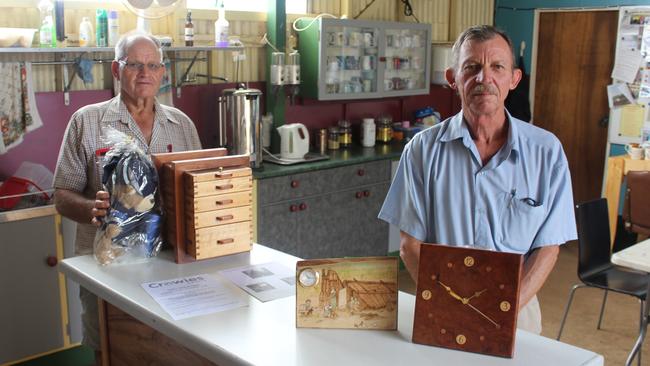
[[530, 7, 619, 195]]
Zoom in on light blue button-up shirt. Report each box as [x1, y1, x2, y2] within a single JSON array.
[[378, 111, 577, 255]]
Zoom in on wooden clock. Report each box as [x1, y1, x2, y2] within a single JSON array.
[[412, 243, 523, 358]]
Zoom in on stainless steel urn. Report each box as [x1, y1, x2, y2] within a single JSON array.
[[218, 84, 263, 168]]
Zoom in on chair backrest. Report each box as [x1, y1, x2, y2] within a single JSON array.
[[575, 198, 612, 280], [623, 171, 650, 236]]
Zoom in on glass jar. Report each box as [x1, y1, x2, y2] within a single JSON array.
[[376, 116, 393, 143], [328, 127, 340, 150], [338, 120, 352, 147]]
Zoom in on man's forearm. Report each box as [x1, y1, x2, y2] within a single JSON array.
[[519, 245, 559, 309], [54, 189, 94, 224], [400, 231, 423, 283]]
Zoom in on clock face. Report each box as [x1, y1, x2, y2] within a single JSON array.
[[298, 268, 319, 287], [412, 244, 523, 358]]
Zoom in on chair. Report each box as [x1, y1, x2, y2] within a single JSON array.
[[557, 198, 649, 365], [623, 171, 650, 237]]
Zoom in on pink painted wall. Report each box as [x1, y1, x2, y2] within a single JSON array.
[[0, 83, 458, 181]]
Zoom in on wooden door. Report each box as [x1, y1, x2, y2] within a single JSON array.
[[533, 11, 617, 204]]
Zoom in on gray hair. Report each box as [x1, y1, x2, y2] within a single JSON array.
[[114, 30, 163, 62], [450, 25, 515, 72]]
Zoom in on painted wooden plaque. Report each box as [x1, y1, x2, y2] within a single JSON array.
[[296, 257, 398, 330], [412, 244, 523, 358]]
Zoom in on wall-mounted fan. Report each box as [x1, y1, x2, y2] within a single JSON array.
[[122, 0, 181, 33]]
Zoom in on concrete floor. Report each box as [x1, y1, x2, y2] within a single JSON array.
[[398, 242, 650, 365]]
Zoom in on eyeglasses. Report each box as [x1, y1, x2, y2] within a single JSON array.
[[118, 60, 164, 72]]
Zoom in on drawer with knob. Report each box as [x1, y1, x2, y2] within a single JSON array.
[[186, 221, 253, 260]]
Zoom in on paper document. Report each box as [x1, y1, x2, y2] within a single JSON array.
[[142, 274, 246, 320], [220, 262, 295, 302], [612, 48, 644, 83], [619, 104, 645, 138], [607, 83, 634, 108]]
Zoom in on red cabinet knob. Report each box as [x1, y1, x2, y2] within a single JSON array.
[[291, 180, 300, 188], [290, 204, 298, 212], [357, 169, 365, 176], [363, 190, 370, 197], [46, 256, 58, 267], [355, 191, 363, 199], [299, 203, 307, 211]]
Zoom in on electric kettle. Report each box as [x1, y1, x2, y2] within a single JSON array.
[[277, 123, 310, 159]]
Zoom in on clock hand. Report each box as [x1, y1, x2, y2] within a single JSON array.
[[437, 280, 464, 303], [465, 302, 500, 328], [463, 288, 487, 304]]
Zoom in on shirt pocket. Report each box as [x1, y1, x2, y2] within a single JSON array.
[[497, 191, 547, 252]]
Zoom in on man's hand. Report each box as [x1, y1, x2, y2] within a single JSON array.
[[91, 191, 110, 226]]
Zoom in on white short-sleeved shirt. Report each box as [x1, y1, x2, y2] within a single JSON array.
[[378, 111, 577, 254], [53, 95, 202, 255]]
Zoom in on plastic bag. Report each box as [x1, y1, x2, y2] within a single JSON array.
[[93, 126, 162, 265]]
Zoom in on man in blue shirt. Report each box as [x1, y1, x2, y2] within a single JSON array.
[[378, 25, 577, 334]]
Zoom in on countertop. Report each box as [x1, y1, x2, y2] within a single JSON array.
[[253, 142, 405, 179], [60, 244, 603, 366]]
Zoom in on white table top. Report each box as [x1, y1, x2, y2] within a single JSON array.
[[60, 244, 603, 366], [612, 238, 650, 273]]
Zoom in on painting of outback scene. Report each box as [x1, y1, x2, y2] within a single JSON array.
[[296, 257, 398, 330]]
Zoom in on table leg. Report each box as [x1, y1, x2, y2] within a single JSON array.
[[625, 281, 650, 366]]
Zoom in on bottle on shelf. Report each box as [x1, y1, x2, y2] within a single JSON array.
[[108, 10, 119, 47], [54, 0, 65, 45], [185, 9, 194, 47], [95, 9, 108, 47], [37, 0, 56, 48], [214, 0, 229, 47], [78, 17, 94, 47]]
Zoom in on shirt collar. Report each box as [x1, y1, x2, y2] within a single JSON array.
[[440, 110, 521, 161], [100, 94, 181, 126]]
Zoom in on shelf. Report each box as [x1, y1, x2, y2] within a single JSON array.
[[0, 45, 245, 54]]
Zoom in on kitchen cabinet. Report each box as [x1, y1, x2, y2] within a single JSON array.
[[296, 18, 431, 100], [0, 209, 73, 364], [257, 160, 390, 259]]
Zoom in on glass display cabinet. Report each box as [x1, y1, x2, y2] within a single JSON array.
[[297, 18, 431, 100]]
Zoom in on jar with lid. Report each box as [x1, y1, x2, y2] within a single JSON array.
[[338, 120, 352, 147], [328, 127, 340, 150], [376, 116, 393, 143]]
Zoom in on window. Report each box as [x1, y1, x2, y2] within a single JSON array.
[[187, 0, 307, 14]]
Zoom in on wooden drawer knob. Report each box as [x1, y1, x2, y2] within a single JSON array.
[[216, 199, 234, 205], [217, 238, 234, 245], [363, 190, 370, 197], [291, 180, 300, 188], [215, 184, 234, 190], [216, 215, 234, 221], [215, 172, 233, 178], [357, 169, 365, 176], [355, 191, 363, 199], [290, 204, 298, 212], [299, 203, 307, 211]]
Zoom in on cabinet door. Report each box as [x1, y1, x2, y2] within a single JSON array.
[[380, 23, 431, 97], [0, 216, 65, 364], [319, 21, 382, 100], [296, 184, 390, 259], [257, 200, 299, 255]]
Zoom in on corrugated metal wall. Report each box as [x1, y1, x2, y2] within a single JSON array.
[[450, 0, 494, 40], [0, 0, 493, 92]]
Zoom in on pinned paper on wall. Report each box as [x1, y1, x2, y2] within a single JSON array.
[[607, 83, 635, 107], [612, 48, 644, 83], [619, 104, 645, 138]]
